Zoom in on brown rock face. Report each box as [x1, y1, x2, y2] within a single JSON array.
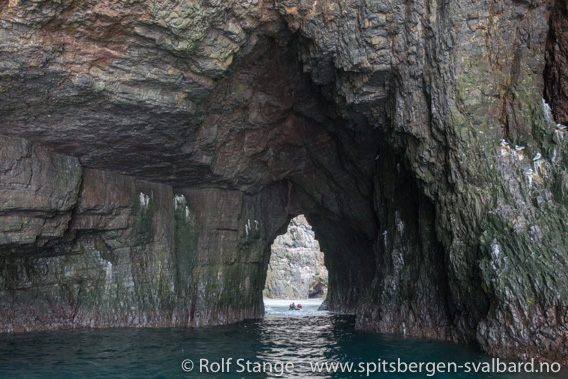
[[0, 135, 81, 249], [0, 143, 291, 330], [1, 0, 568, 366]]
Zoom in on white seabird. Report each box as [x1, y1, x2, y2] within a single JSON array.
[[515, 145, 525, 150], [500, 139, 509, 146], [533, 153, 542, 161], [557, 124, 567, 130]]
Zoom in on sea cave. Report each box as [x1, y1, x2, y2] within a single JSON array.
[[0, 0, 567, 374]]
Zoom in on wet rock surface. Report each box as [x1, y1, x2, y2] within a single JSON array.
[[263, 215, 328, 300], [0, 0, 567, 366]]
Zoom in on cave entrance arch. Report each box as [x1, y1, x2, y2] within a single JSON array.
[[263, 215, 328, 302]]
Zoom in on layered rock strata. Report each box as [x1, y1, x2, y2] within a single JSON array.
[[0, 133, 291, 330]]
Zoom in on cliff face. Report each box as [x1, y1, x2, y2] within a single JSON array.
[[263, 215, 328, 299], [0, 132, 289, 329], [1, 0, 568, 365]]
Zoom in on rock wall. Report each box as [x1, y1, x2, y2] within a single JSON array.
[[0, 0, 568, 366], [0, 134, 290, 330], [263, 215, 328, 299]]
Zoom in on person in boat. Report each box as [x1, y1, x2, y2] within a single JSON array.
[[290, 302, 296, 310]]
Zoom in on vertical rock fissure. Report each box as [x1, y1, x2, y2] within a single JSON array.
[[544, 0, 568, 126]]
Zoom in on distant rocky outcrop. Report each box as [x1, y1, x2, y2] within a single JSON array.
[[263, 216, 328, 299]]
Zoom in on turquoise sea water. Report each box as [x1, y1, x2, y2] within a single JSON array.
[[0, 303, 565, 378]]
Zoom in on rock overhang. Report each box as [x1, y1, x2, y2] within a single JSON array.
[[0, 0, 389, 195]]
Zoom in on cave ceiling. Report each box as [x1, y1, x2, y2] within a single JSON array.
[[0, 0, 386, 198]]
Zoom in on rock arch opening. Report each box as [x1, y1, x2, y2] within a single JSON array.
[[263, 215, 328, 301]]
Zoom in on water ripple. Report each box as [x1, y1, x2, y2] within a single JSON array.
[[0, 308, 566, 378]]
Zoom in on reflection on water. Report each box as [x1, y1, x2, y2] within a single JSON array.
[[0, 306, 565, 378], [257, 314, 352, 378]]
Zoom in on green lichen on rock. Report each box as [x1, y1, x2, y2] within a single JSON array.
[[132, 190, 155, 245], [172, 193, 198, 299]]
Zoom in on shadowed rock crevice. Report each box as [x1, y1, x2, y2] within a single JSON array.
[[356, 147, 456, 341], [544, 0, 568, 125]]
